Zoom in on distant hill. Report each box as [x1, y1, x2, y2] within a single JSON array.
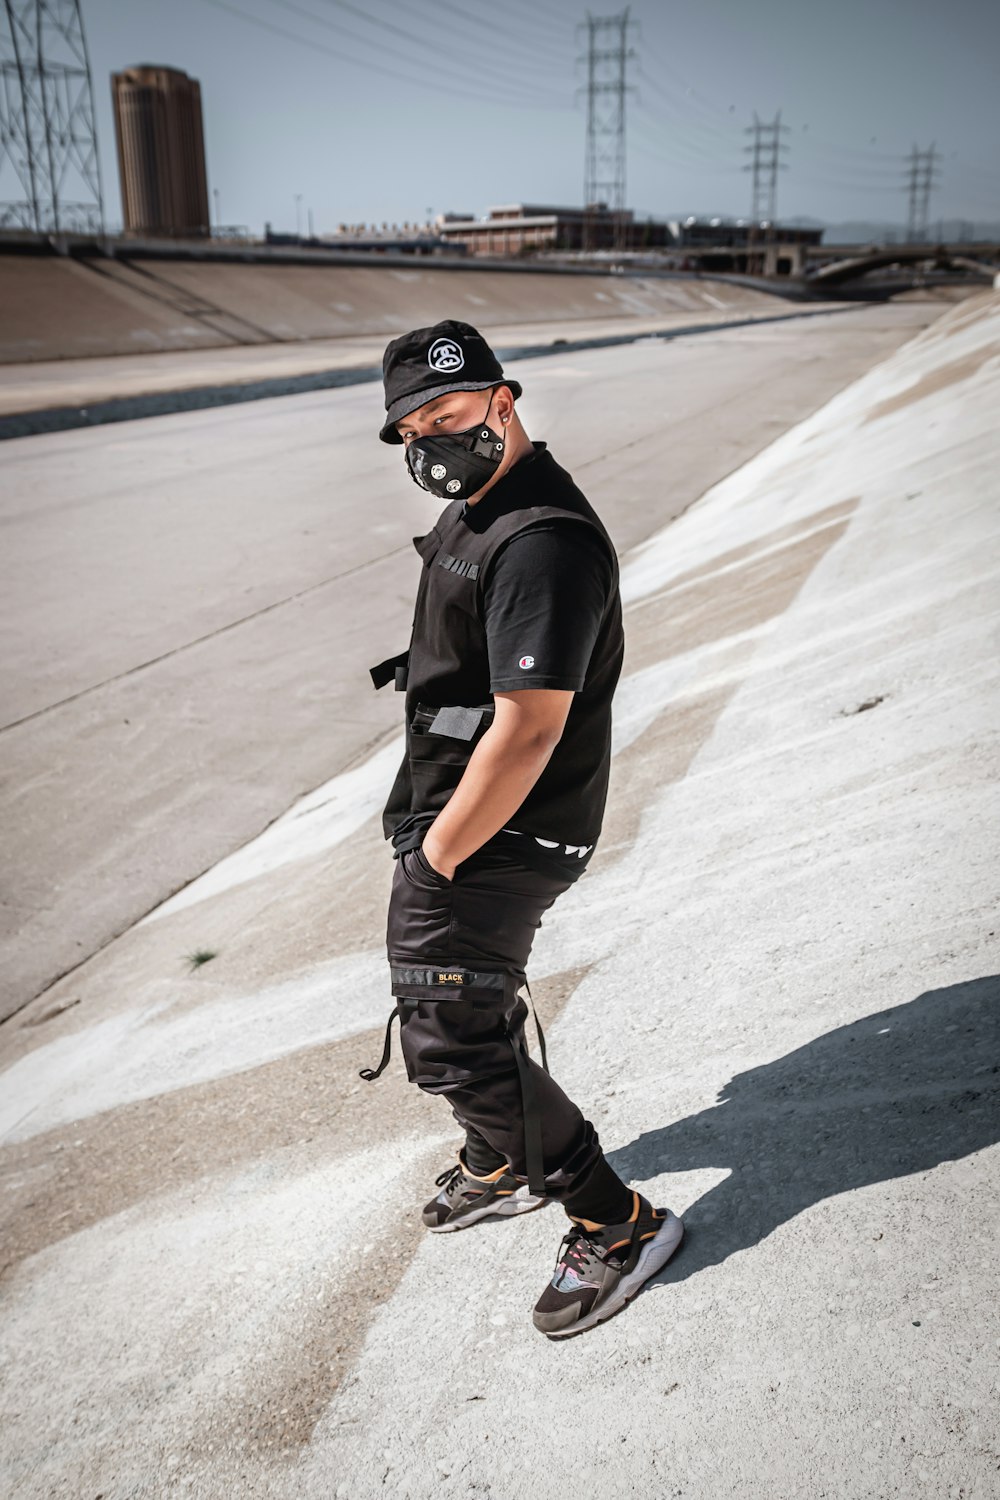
[[785, 217, 1000, 245]]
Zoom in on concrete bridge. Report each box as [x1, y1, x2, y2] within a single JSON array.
[[806, 241, 1000, 289]]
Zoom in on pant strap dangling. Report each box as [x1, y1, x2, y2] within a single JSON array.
[[522, 978, 549, 1075], [510, 1021, 547, 1196], [359, 999, 415, 1081]]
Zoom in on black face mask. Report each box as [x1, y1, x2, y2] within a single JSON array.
[[405, 392, 506, 501]]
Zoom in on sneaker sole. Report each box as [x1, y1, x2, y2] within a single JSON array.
[[429, 1186, 549, 1234], [541, 1210, 685, 1338]]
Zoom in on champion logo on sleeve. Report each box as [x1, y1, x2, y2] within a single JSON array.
[[518, 654, 535, 669]]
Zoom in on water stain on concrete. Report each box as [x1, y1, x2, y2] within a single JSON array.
[[199, 962, 592, 1459], [0, 965, 588, 1281], [143, 824, 394, 1022], [599, 686, 738, 869], [599, 500, 860, 869], [863, 348, 998, 423], [938, 291, 998, 337], [634, 496, 858, 603], [625, 503, 858, 678], [0, 963, 591, 1469]]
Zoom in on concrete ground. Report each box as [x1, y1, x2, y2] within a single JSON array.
[[0, 298, 945, 1021], [1, 289, 998, 1498], [0, 304, 843, 419]]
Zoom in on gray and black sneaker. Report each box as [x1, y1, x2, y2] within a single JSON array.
[[532, 1191, 684, 1338], [422, 1153, 547, 1233]]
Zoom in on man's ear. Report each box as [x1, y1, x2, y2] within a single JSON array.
[[494, 384, 516, 426]]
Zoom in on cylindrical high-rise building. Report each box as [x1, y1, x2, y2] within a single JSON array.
[[112, 65, 209, 237]]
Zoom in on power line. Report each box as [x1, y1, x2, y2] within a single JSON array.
[[634, 66, 740, 148], [798, 141, 911, 177], [637, 40, 733, 124], [803, 136, 909, 166], [579, 8, 636, 251], [632, 96, 740, 169], [438, 0, 570, 42], [262, 0, 564, 106], [632, 86, 743, 161], [631, 111, 742, 182], [629, 128, 740, 178], [804, 177, 918, 196], [201, 0, 569, 113], [318, 0, 570, 91], [485, 0, 575, 47]]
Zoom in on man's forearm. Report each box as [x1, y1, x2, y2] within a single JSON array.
[[422, 724, 560, 876]]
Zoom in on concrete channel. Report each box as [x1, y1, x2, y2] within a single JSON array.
[[0, 285, 996, 1499]]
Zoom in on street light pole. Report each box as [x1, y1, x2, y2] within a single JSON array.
[[295, 193, 303, 240]]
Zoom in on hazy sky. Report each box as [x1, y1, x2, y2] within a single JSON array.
[[74, 0, 999, 233]]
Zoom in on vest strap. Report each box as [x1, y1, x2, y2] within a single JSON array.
[[370, 650, 409, 691]]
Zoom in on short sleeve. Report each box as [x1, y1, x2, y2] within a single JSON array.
[[483, 522, 614, 692]]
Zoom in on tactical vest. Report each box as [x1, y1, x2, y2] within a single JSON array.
[[371, 444, 624, 847]]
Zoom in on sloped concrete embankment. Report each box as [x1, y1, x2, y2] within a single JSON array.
[[1, 251, 783, 363], [0, 292, 998, 1497], [288, 292, 1000, 1498]]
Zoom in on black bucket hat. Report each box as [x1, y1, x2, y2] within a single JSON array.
[[379, 318, 522, 444]]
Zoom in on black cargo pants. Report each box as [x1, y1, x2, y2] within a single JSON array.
[[367, 842, 604, 1200]]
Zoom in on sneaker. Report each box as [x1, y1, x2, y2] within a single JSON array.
[[422, 1154, 547, 1234], [532, 1192, 684, 1338]]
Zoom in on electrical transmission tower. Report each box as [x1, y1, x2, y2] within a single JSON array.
[[0, 0, 104, 234], [743, 110, 789, 223], [578, 9, 635, 252], [904, 144, 940, 243]]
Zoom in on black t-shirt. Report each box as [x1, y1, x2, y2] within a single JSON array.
[[484, 520, 614, 693], [395, 518, 615, 882]]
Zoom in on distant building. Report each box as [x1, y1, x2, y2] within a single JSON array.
[[436, 204, 674, 257], [668, 217, 825, 275], [303, 218, 461, 256], [434, 205, 824, 273], [266, 221, 459, 257], [112, 65, 209, 237]]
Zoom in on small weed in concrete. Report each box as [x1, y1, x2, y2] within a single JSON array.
[[185, 948, 218, 971]]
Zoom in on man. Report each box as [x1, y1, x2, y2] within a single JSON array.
[[362, 320, 682, 1338]]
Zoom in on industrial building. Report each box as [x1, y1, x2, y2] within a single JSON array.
[[435, 204, 673, 257], [269, 222, 458, 256], [668, 217, 825, 275], [433, 205, 822, 272], [112, 65, 210, 238]]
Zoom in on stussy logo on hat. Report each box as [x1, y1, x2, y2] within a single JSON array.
[[428, 337, 464, 373]]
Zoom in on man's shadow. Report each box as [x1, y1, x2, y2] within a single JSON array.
[[607, 974, 1000, 1283]]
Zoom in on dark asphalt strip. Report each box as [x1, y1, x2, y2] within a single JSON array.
[[0, 304, 861, 442]]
